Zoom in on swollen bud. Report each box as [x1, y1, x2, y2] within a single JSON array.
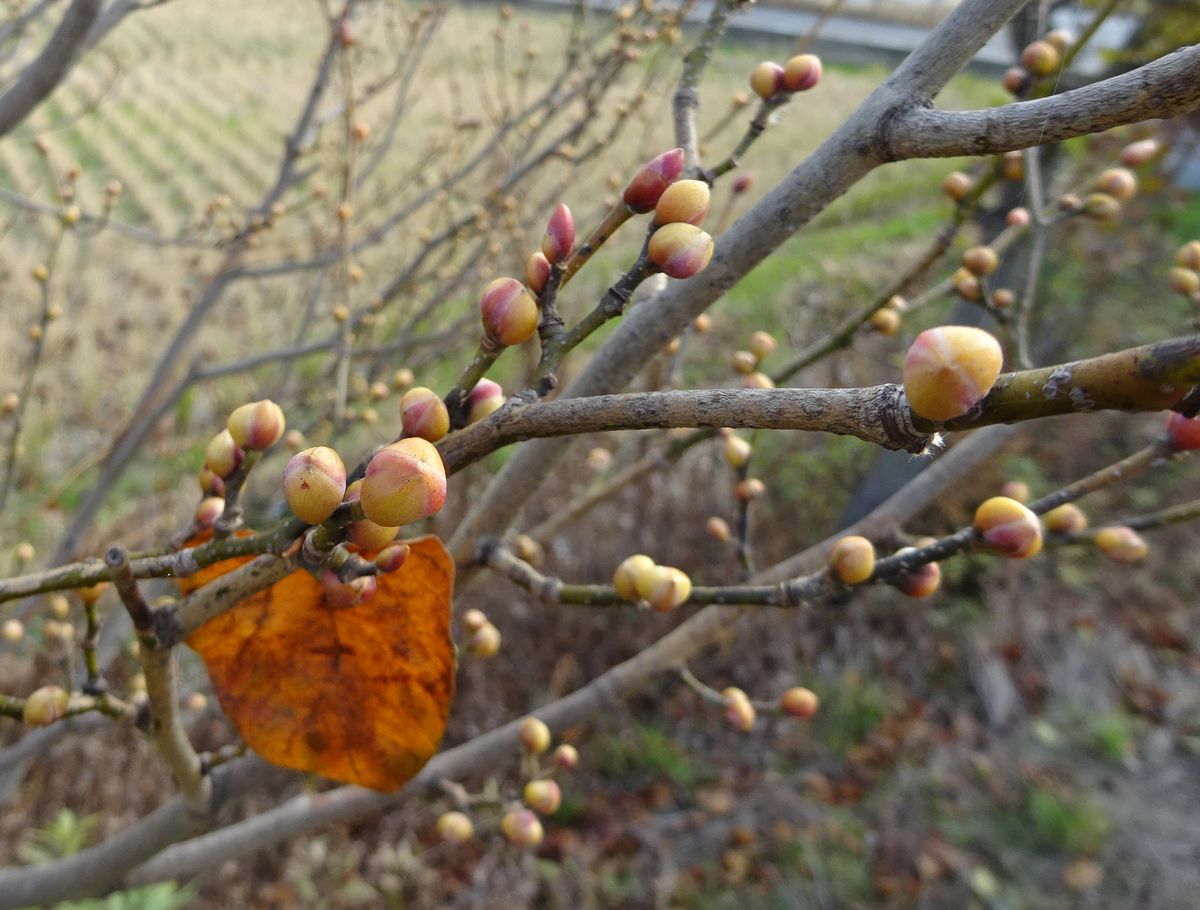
[[284, 447, 347, 524], [749, 61, 784, 99], [1006, 207, 1031, 228], [748, 330, 776, 359], [902, 326, 1004, 421], [436, 811, 474, 843], [1083, 192, 1120, 221], [973, 496, 1043, 558], [518, 716, 552, 755], [1094, 526, 1148, 564], [1169, 267, 1200, 297], [634, 565, 692, 612], [1095, 168, 1137, 201], [194, 497, 225, 529], [780, 687, 819, 718], [1167, 412, 1200, 450], [829, 535, 875, 585], [466, 378, 504, 424], [892, 549, 942, 598], [2, 618, 24, 642], [623, 147, 686, 213], [525, 251, 551, 294], [374, 543, 410, 573], [1120, 138, 1159, 167], [227, 400, 285, 450], [707, 516, 731, 542], [870, 308, 901, 335], [962, 246, 999, 277], [553, 743, 580, 771], [613, 554, 655, 599], [942, 171, 972, 202], [1002, 66, 1029, 95], [501, 808, 544, 847], [359, 438, 447, 527], [1043, 502, 1088, 534], [724, 434, 752, 469], [731, 350, 758, 375], [723, 687, 756, 732], [523, 780, 562, 815], [654, 179, 711, 226], [1000, 480, 1030, 503], [648, 223, 713, 279], [1175, 241, 1200, 271], [343, 480, 400, 550], [480, 277, 539, 346], [1021, 40, 1061, 77], [541, 203, 575, 263], [471, 622, 502, 657], [782, 53, 822, 92], [400, 386, 450, 441], [23, 686, 69, 727], [204, 429, 244, 479]]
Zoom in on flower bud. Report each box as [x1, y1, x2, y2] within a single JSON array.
[[3, 618, 24, 641], [1083, 192, 1120, 221], [1175, 241, 1200, 271], [731, 350, 758, 375], [706, 516, 731, 542], [466, 378, 504, 425], [634, 564, 691, 612], [501, 808, 544, 847], [480, 277, 539, 346], [1058, 192, 1083, 212], [227, 400, 285, 451], [892, 551, 942, 598], [525, 251, 551, 294], [613, 554, 655, 599], [782, 53, 822, 92], [369, 381, 389, 401], [1120, 138, 1159, 167], [284, 447, 347, 524], [780, 687, 819, 718], [462, 608, 488, 633], [553, 743, 580, 771], [1169, 267, 1200, 297], [1096, 167, 1137, 201], [692, 313, 713, 333], [870, 308, 901, 335], [749, 61, 784, 99], [723, 687, 755, 732], [902, 326, 1004, 421], [829, 535, 875, 585], [953, 267, 981, 300], [359, 438, 447, 528], [392, 367, 415, 391], [724, 434, 752, 469], [942, 171, 972, 202], [47, 594, 70, 620], [1000, 480, 1030, 503], [732, 173, 754, 195], [77, 582, 106, 606], [204, 429, 244, 478], [374, 543, 410, 573], [973, 496, 1043, 558], [962, 245, 999, 277], [992, 288, 1015, 309], [748, 330, 776, 359], [24, 686, 69, 726], [541, 203, 575, 263], [743, 372, 774, 390], [344, 480, 400, 550], [1006, 207, 1031, 228], [471, 621, 501, 656], [623, 147, 685, 213], [1167, 412, 1200, 450], [734, 477, 765, 501], [1094, 526, 1147, 564], [654, 178, 710, 226], [518, 716, 551, 755], [1043, 502, 1088, 534], [1001, 150, 1025, 182], [400, 386, 450, 441], [195, 496, 225, 529], [1021, 40, 1061, 77], [1002, 66, 1029, 95], [1045, 29, 1074, 53], [523, 779, 562, 815], [436, 811, 473, 843], [0, 391, 18, 415], [648, 223, 714, 279], [585, 447, 613, 473]]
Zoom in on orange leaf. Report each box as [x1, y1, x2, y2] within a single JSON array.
[[180, 536, 455, 791]]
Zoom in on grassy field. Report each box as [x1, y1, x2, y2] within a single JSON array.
[[3, 2, 1200, 908]]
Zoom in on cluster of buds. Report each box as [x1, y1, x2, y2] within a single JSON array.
[[729, 330, 776, 385], [902, 326, 1004, 422], [1169, 240, 1200, 304], [612, 554, 692, 612], [647, 178, 714, 279], [870, 295, 906, 336], [462, 607, 501, 657], [748, 53, 823, 100], [1003, 31, 1070, 94]]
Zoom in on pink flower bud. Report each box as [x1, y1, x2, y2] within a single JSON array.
[[501, 808, 544, 847], [732, 172, 755, 194], [622, 147, 685, 213], [359, 438, 447, 528], [194, 496, 225, 529], [553, 743, 579, 771], [518, 716, 551, 754], [782, 54, 822, 92], [723, 687, 756, 732], [204, 429, 244, 479], [480, 277, 539, 346], [973, 496, 1043, 559], [523, 779, 562, 815], [780, 687, 819, 718], [1043, 503, 1088, 534], [283, 446, 347, 524], [344, 480, 400, 551], [1119, 138, 1159, 167], [525, 251, 551, 294], [749, 61, 784, 99], [892, 551, 942, 598], [1094, 526, 1148, 564], [374, 543, 411, 573], [541, 203, 575, 263], [198, 467, 225, 497], [654, 179, 710, 226], [227, 400, 286, 451], [1006, 207, 1031, 228], [400, 386, 450, 442], [1167, 412, 1200, 450], [466, 378, 504, 424], [829, 535, 875, 585], [648, 223, 714, 279], [902, 326, 1003, 421]]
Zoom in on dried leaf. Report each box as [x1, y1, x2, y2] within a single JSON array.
[[179, 536, 455, 791]]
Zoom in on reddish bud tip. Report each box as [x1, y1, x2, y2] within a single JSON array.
[[1094, 526, 1148, 564], [749, 61, 785, 99], [204, 429, 244, 479], [501, 808, 544, 847], [1006, 207, 1031, 228], [892, 550, 942, 598], [553, 743, 580, 771], [722, 687, 756, 732], [780, 686, 819, 718], [194, 496, 225, 529], [829, 535, 876, 585], [480, 277, 539, 346], [1167, 412, 1200, 450], [436, 811, 474, 843], [1043, 502, 1088, 534], [648, 223, 713, 278], [732, 172, 755, 195], [518, 716, 551, 755], [360, 438, 447, 528], [974, 496, 1043, 558], [400, 386, 451, 442], [782, 53, 822, 92], [654, 178, 711, 226], [525, 251, 552, 294], [227, 400, 286, 450], [374, 543, 411, 573], [541, 203, 575, 263], [466, 378, 504, 425], [1119, 138, 1160, 168], [284, 447, 347, 524], [902, 326, 1003, 421], [623, 147, 686, 213], [523, 779, 562, 815]]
